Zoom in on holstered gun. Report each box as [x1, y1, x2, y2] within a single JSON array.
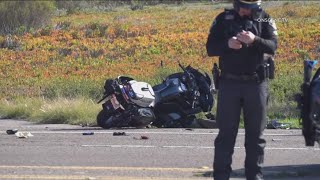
[[266, 55, 275, 79], [212, 63, 220, 90], [256, 54, 275, 82]]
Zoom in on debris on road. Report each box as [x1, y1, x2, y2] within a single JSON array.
[[141, 135, 149, 139], [200, 166, 210, 169], [80, 123, 90, 127], [272, 138, 282, 141], [82, 132, 94, 135], [133, 135, 149, 140], [185, 128, 194, 131], [113, 132, 127, 136], [266, 119, 291, 129], [6, 129, 18, 135], [15, 132, 34, 138]]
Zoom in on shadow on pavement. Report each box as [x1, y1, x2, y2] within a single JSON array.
[[197, 164, 320, 179]]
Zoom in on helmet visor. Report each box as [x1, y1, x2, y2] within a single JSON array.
[[238, 0, 261, 9]]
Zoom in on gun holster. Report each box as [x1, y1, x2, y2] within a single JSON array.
[[212, 63, 220, 90], [256, 54, 275, 81], [266, 54, 275, 79]]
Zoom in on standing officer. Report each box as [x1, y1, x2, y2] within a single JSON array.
[[206, 0, 278, 180]]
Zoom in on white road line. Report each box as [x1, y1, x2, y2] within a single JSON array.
[[18, 131, 302, 136], [82, 145, 157, 148], [81, 144, 319, 150], [0, 175, 211, 180], [0, 165, 211, 172]]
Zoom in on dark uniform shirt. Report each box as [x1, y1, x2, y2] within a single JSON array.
[[206, 9, 278, 75]]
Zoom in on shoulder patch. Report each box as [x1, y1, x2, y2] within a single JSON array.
[[225, 14, 234, 20], [269, 19, 278, 36], [269, 19, 277, 29], [212, 19, 217, 26], [224, 8, 235, 20], [210, 19, 217, 29]]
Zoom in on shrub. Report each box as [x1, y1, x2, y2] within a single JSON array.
[[40, 78, 103, 100], [0, 98, 100, 126], [84, 22, 108, 38], [0, 1, 55, 35], [0, 34, 23, 50], [55, 0, 130, 14], [130, 2, 144, 11]]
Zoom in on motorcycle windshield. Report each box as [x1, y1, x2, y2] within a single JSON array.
[[186, 66, 214, 112]]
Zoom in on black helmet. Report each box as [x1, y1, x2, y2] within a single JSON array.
[[234, 0, 261, 10]]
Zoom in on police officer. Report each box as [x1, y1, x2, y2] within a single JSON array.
[[206, 0, 278, 180]]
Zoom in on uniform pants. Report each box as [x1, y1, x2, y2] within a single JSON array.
[[213, 79, 267, 180]]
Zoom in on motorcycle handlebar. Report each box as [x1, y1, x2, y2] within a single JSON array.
[[97, 95, 108, 104], [178, 61, 187, 72], [178, 61, 194, 80]]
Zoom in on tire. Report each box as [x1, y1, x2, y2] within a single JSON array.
[[129, 118, 151, 128], [180, 115, 196, 128], [197, 118, 217, 129], [156, 114, 184, 128], [96, 110, 113, 129], [151, 118, 164, 128]]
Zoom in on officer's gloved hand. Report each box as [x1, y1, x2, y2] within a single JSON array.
[[236, 30, 255, 45], [228, 36, 242, 50]]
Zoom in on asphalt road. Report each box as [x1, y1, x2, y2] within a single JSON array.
[[0, 119, 320, 180]]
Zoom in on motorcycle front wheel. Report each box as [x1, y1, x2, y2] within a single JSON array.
[[153, 114, 196, 128], [96, 110, 114, 129]]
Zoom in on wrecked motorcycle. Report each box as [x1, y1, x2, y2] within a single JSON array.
[[96, 76, 156, 129], [151, 63, 215, 128], [96, 63, 215, 129]]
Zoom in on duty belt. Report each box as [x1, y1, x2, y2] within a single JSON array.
[[221, 72, 260, 82]]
